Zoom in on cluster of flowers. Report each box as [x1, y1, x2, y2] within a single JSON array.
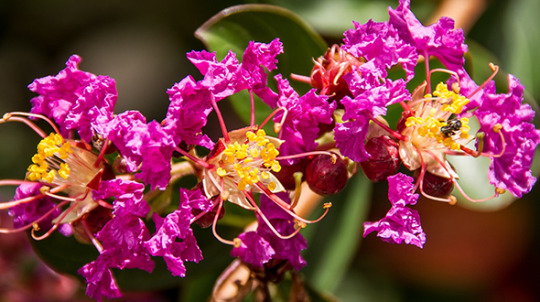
[[0, 0, 538, 300]]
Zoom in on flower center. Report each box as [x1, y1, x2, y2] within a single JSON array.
[[27, 133, 103, 188], [216, 129, 281, 191], [404, 82, 471, 151]]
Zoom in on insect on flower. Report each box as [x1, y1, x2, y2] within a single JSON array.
[[440, 119, 462, 138]]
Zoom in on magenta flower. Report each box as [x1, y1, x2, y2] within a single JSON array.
[[144, 187, 212, 277], [28, 55, 117, 142], [164, 76, 215, 149], [474, 75, 540, 197], [78, 256, 121, 301], [231, 193, 307, 270], [256, 193, 307, 270], [363, 173, 426, 248]]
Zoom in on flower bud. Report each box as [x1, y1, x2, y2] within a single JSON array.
[[305, 154, 348, 195], [310, 44, 364, 103], [360, 136, 401, 182], [418, 171, 454, 198]]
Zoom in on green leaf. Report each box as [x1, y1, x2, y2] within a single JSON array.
[[503, 0, 540, 100], [304, 173, 372, 293], [195, 4, 328, 128]]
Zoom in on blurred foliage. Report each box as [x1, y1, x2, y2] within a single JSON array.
[[1, 0, 540, 301]]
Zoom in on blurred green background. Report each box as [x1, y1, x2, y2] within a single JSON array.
[[1, 0, 539, 301]]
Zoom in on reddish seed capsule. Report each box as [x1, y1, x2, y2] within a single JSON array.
[[360, 136, 401, 182], [418, 171, 454, 198], [305, 154, 348, 195]]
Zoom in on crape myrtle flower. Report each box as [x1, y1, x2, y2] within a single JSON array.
[[163, 38, 335, 271], [0, 56, 187, 301], [292, 0, 539, 248]]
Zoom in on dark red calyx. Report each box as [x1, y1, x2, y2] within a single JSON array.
[[360, 136, 401, 182], [305, 154, 348, 195], [418, 170, 454, 198]]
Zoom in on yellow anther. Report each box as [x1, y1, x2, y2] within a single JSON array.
[[216, 167, 227, 177], [58, 163, 71, 179], [261, 171, 270, 179], [27, 133, 73, 183], [233, 237, 242, 248], [271, 162, 281, 173], [496, 187, 506, 195], [493, 123, 503, 133], [267, 181, 276, 191], [448, 196, 457, 205], [451, 82, 460, 94], [295, 220, 307, 229], [323, 202, 332, 209], [32, 223, 40, 231]]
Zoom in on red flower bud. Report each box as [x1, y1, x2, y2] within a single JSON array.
[[305, 154, 348, 195], [360, 136, 401, 182]]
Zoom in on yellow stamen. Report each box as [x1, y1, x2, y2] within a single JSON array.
[[27, 133, 73, 183], [218, 130, 282, 191]]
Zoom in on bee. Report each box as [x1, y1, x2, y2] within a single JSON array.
[[440, 119, 462, 137]]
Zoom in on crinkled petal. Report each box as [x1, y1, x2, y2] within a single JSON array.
[[363, 173, 425, 248], [475, 75, 540, 197], [388, 173, 419, 206], [187, 50, 240, 100], [388, 0, 467, 71], [78, 257, 122, 302], [164, 75, 214, 149], [363, 205, 425, 248], [238, 39, 283, 94], [135, 120, 176, 191], [9, 183, 60, 229], [231, 231, 275, 268], [93, 178, 149, 217], [64, 75, 117, 142], [257, 193, 308, 270], [144, 188, 209, 277], [28, 55, 117, 140], [336, 79, 409, 162], [102, 110, 148, 171], [96, 214, 155, 272], [343, 19, 418, 81]]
